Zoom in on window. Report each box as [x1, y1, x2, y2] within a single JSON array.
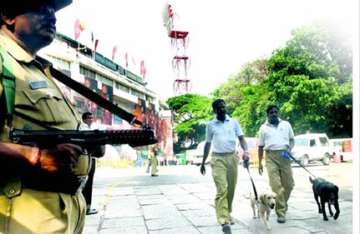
[[96, 73, 113, 86], [295, 138, 308, 146], [80, 66, 96, 79], [310, 139, 316, 147], [146, 95, 154, 103], [319, 137, 329, 146], [131, 89, 145, 99], [115, 82, 130, 92], [48, 56, 70, 70]]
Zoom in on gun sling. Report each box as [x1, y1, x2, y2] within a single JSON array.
[[49, 67, 143, 126]]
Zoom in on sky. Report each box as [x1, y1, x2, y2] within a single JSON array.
[[55, 0, 355, 100]]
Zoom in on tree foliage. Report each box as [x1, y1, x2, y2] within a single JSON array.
[[214, 22, 352, 137], [166, 94, 213, 150], [168, 22, 352, 149]]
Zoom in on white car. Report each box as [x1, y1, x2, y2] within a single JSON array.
[[187, 141, 211, 166], [291, 133, 333, 166]]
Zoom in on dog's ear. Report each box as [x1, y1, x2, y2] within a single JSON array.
[[259, 194, 266, 205]]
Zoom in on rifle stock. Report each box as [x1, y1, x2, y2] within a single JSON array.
[[10, 129, 157, 148]]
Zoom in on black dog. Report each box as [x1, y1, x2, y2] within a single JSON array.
[[309, 177, 340, 221]]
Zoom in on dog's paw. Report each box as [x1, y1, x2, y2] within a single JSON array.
[[318, 209, 323, 214], [334, 213, 339, 220], [323, 217, 329, 221]]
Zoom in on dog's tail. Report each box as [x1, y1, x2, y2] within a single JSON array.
[[309, 176, 315, 184]]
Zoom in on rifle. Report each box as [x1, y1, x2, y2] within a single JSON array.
[[46, 64, 158, 148], [10, 128, 157, 150]]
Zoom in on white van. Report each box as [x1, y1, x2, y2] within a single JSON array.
[[291, 133, 333, 166]]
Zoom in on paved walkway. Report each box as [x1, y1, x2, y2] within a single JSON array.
[[83, 166, 353, 234]]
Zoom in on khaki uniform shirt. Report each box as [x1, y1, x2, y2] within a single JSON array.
[[0, 31, 88, 234]]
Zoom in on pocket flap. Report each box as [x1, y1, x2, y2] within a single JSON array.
[[23, 89, 63, 104]]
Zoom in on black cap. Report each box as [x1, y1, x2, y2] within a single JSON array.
[[1, 0, 72, 17], [53, 0, 72, 11]]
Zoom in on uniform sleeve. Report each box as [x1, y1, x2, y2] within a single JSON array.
[[288, 122, 295, 139], [258, 126, 265, 147], [205, 123, 213, 143], [234, 120, 243, 136]]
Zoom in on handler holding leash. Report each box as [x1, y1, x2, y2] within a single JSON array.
[[200, 99, 250, 234], [258, 105, 295, 224]]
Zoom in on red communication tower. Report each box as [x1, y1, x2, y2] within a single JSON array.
[[163, 3, 191, 95]]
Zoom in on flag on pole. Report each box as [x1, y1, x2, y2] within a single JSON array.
[[125, 52, 128, 68], [74, 19, 85, 40], [112, 46, 118, 61], [94, 39, 99, 52], [140, 60, 146, 79], [168, 4, 174, 17]]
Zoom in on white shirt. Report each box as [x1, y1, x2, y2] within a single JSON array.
[[258, 119, 294, 150], [206, 115, 243, 153], [79, 122, 105, 130]]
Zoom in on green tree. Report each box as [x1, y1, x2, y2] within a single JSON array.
[[166, 94, 213, 150], [213, 22, 352, 137], [266, 23, 352, 136], [213, 59, 269, 127]]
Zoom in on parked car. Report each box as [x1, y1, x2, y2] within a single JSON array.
[[330, 138, 353, 162], [291, 133, 333, 166], [186, 141, 211, 166]]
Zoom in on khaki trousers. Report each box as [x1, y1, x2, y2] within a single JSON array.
[[0, 189, 86, 234], [210, 153, 238, 224], [265, 150, 294, 218], [150, 155, 158, 176]]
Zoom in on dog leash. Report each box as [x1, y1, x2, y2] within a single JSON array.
[[246, 166, 258, 201], [286, 152, 317, 178]]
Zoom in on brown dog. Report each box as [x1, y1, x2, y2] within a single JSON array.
[[309, 177, 340, 221]]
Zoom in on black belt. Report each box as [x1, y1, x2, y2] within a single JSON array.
[[22, 174, 88, 195], [212, 152, 235, 156], [265, 149, 286, 152]]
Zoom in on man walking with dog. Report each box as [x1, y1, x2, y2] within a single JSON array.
[[258, 105, 295, 224], [200, 99, 250, 234]]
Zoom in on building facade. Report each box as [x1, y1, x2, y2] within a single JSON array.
[[39, 33, 174, 160]]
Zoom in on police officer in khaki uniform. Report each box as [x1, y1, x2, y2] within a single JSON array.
[[200, 99, 249, 234], [258, 105, 295, 224], [0, 1, 93, 233], [149, 145, 159, 177]]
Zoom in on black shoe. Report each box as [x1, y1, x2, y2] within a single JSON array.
[[86, 208, 98, 215], [151, 174, 159, 177], [222, 224, 232, 234], [277, 216, 286, 223]]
